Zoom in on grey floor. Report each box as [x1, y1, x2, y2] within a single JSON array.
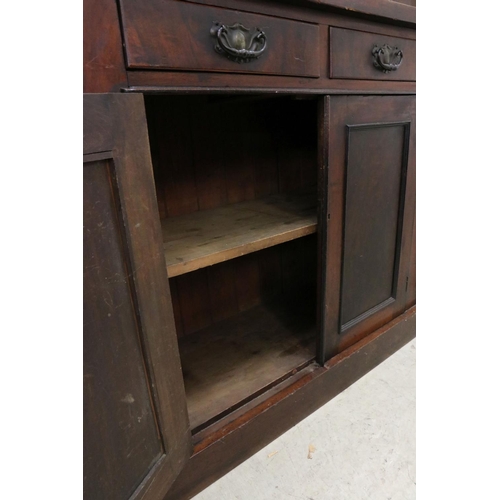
[[193, 338, 416, 500]]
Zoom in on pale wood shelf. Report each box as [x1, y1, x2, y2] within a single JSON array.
[[179, 299, 316, 431], [161, 193, 317, 277]]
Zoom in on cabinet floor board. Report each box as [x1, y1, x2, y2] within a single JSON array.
[[162, 192, 317, 277], [179, 298, 316, 431]]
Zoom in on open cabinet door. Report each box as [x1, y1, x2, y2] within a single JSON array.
[[318, 95, 416, 363], [83, 94, 192, 500]]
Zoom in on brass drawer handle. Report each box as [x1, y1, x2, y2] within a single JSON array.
[[372, 44, 403, 72], [210, 22, 267, 63]]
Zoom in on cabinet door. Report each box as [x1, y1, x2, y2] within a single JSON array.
[[318, 95, 415, 362], [83, 94, 191, 500]]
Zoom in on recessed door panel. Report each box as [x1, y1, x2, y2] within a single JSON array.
[[84, 158, 163, 499], [341, 123, 408, 328]]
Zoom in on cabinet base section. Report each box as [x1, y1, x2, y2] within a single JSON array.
[[165, 306, 416, 500]]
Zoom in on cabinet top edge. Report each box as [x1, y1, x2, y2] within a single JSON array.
[[275, 0, 416, 25]]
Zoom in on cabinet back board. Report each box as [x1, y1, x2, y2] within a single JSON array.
[[144, 95, 318, 218]]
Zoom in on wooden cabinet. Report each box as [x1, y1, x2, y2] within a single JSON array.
[[83, 1, 416, 498]]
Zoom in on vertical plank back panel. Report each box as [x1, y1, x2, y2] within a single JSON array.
[[169, 236, 317, 338], [208, 263, 239, 324], [145, 96, 318, 220], [191, 100, 228, 211], [176, 270, 213, 336]]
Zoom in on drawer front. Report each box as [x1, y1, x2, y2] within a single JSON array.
[[330, 27, 415, 81], [120, 0, 320, 78]]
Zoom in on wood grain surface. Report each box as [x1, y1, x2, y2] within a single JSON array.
[[83, 94, 192, 500], [170, 235, 317, 338], [179, 298, 316, 430], [119, 0, 320, 77], [162, 192, 317, 277], [320, 95, 416, 360], [83, 0, 127, 92], [165, 307, 416, 500], [84, 159, 163, 500], [330, 27, 415, 81]]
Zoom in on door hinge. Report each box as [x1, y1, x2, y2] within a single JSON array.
[[405, 276, 409, 292]]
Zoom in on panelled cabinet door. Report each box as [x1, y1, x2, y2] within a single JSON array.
[[83, 94, 192, 500], [319, 95, 415, 362]]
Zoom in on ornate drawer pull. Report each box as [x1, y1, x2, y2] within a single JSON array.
[[372, 44, 403, 73], [210, 22, 267, 63]]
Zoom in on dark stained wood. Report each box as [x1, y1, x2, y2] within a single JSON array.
[[276, 100, 318, 192], [189, 100, 228, 211], [316, 96, 333, 365], [286, 0, 416, 24], [168, 234, 317, 341], [341, 123, 408, 326], [142, 96, 167, 219], [179, 299, 316, 430], [281, 235, 317, 298], [258, 245, 283, 301], [83, 94, 114, 154], [119, 0, 320, 77], [144, 95, 318, 223], [250, 102, 281, 197], [127, 72, 416, 93], [169, 278, 185, 338], [176, 270, 213, 336], [165, 307, 416, 500], [83, 94, 192, 500], [321, 95, 416, 360], [154, 98, 199, 217], [181, 0, 416, 32], [83, 0, 127, 92], [234, 253, 262, 311], [406, 215, 416, 307], [84, 0, 417, 494], [330, 27, 416, 81], [123, 1, 416, 92], [84, 159, 163, 500], [221, 101, 257, 204], [207, 262, 239, 324]]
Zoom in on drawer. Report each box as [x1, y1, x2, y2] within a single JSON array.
[[119, 0, 320, 78], [330, 27, 415, 81]]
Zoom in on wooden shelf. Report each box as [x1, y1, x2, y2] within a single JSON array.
[[179, 298, 316, 431], [161, 193, 317, 277]]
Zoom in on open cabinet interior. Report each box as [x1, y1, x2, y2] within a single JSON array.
[[144, 94, 319, 432]]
